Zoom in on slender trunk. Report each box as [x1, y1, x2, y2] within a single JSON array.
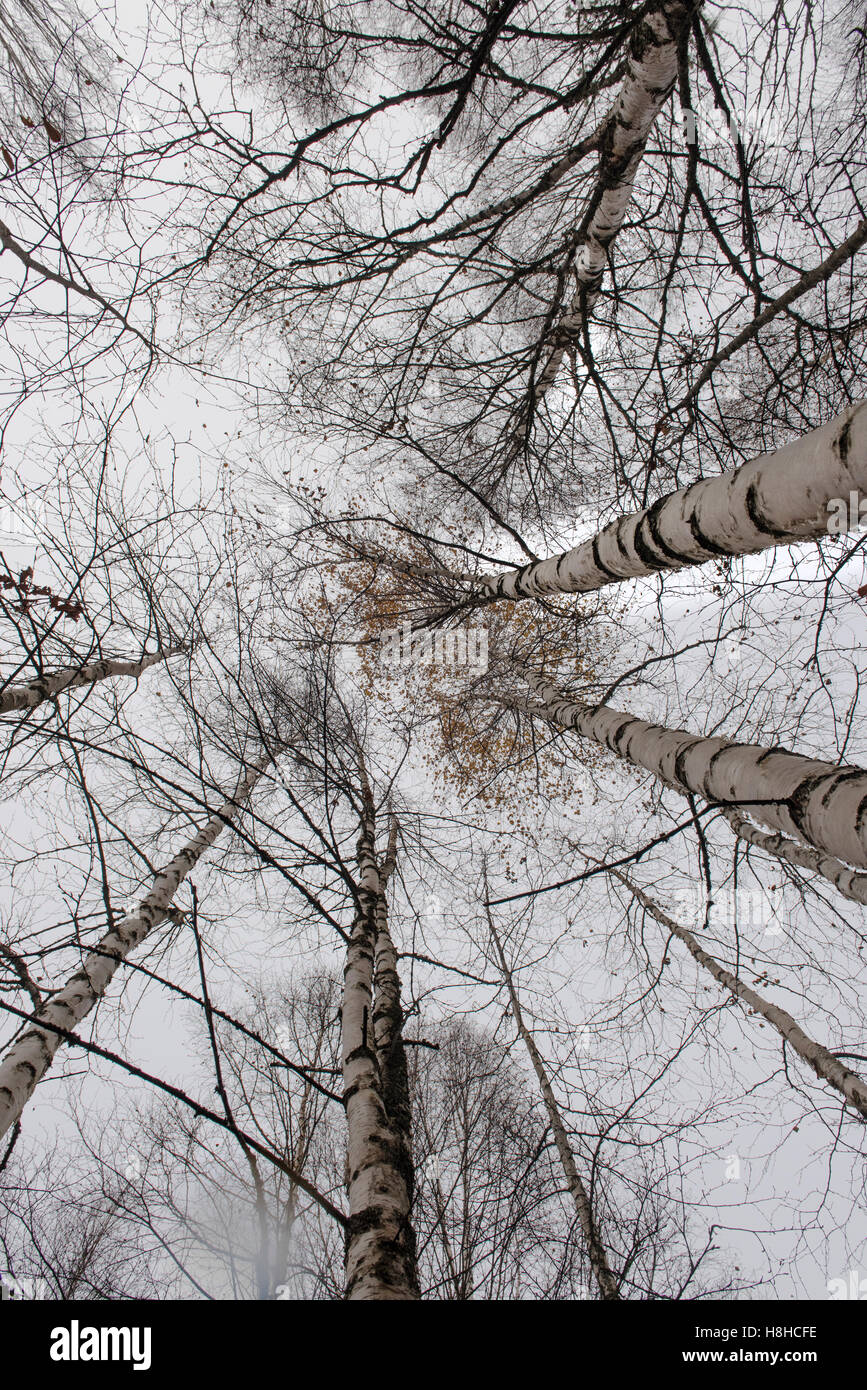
[[676, 221, 867, 412], [487, 913, 620, 1299], [0, 754, 269, 1138], [510, 670, 867, 871], [484, 401, 866, 599], [342, 799, 418, 1300], [527, 1, 696, 408], [372, 820, 413, 1153], [0, 648, 181, 715], [611, 867, 867, 1120], [719, 807, 867, 908]]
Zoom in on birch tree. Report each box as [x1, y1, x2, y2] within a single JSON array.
[[506, 669, 867, 872], [0, 648, 182, 715], [487, 908, 620, 1298], [478, 401, 867, 601], [342, 791, 418, 1299], [0, 750, 273, 1139], [717, 808, 867, 909], [608, 866, 867, 1121], [0, 0, 865, 1305], [170, 0, 866, 530], [518, 0, 697, 426]]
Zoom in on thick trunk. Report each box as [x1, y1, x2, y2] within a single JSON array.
[[611, 868, 867, 1120], [0, 755, 268, 1138], [528, 1, 695, 406], [0, 648, 180, 715], [511, 671, 867, 870], [484, 401, 866, 599], [719, 808, 867, 908], [342, 802, 418, 1300], [488, 916, 619, 1299]]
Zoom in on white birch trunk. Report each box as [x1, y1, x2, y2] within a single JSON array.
[[611, 868, 867, 1119], [0, 754, 268, 1139], [484, 400, 867, 599], [529, 1, 694, 405], [513, 671, 867, 870], [719, 807, 867, 908], [342, 802, 418, 1300], [488, 917, 619, 1298], [372, 820, 411, 1136], [0, 648, 180, 715]]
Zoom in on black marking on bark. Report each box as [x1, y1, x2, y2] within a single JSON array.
[[744, 479, 791, 541], [632, 514, 680, 572], [818, 767, 866, 808], [787, 774, 828, 839], [687, 507, 731, 556], [591, 532, 619, 582], [608, 719, 635, 753], [673, 738, 708, 790], [554, 551, 571, 581], [643, 497, 693, 566], [837, 418, 852, 465], [346, 1204, 388, 1239], [613, 521, 634, 565], [755, 744, 797, 762], [515, 562, 540, 597]]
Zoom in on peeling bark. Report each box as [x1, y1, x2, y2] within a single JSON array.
[[484, 400, 867, 599], [0, 754, 269, 1139]]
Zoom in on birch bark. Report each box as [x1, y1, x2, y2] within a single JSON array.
[[611, 867, 867, 1119], [0, 648, 181, 715], [718, 808, 867, 908], [527, 1, 696, 408], [483, 401, 867, 599], [0, 753, 269, 1138], [487, 914, 620, 1298], [510, 671, 867, 871], [342, 799, 418, 1300]]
